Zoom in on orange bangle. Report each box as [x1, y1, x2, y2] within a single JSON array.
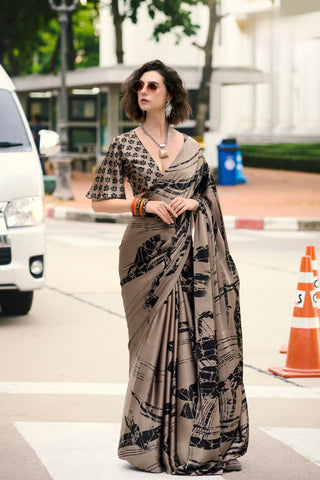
[[139, 198, 145, 217], [134, 198, 140, 216]]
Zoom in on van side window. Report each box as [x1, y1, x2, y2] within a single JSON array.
[[0, 89, 31, 151]]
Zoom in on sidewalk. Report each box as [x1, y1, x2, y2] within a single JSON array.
[[45, 167, 320, 230]]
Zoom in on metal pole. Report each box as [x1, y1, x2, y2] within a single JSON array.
[[48, 0, 79, 200], [59, 10, 68, 151]]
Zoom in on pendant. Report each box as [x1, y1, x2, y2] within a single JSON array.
[[159, 144, 169, 158], [159, 148, 169, 159]]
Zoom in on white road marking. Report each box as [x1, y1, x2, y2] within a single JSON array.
[[48, 235, 120, 248], [14, 422, 222, 480], [47, 229, 320, 249], [245, 386, 320, 399], [0, 382, 128, 395], [260, 427, 320, 467], [1, 383, 320, 398]]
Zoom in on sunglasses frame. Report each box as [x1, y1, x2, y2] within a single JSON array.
[[133, 80, 160, 93]]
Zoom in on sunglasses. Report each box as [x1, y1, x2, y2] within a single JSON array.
[[133, 80, 160, 92]]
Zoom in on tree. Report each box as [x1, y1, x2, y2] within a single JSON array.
[[192, 0, 221, 137], [42, 2, 100, 73], [106, 0, 221, 137], [111, 0, 125, 64], [0, 1, 55, 75], [0, 0, 99, 75], [104, 0, 200, 64]]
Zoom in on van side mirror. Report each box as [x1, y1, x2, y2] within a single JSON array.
[[39, 130, 61, 157]]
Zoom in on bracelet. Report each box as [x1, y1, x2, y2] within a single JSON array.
[[131, 197, 139, 216], [142, 199, 148, 216], [137, 198, 143, 216], [131, 198, 136, 215], [131, 197, 148, 217], [133, 197, 140, 216]]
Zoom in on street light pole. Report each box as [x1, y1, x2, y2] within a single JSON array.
[[48, 0, 79, 200]]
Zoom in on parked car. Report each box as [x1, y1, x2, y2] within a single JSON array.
[[0, 65, 60, 315]]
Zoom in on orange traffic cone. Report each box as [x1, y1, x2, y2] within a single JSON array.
[[280, 246, 320, 354], [269, 255, 320, 378], [305, 245, 320, 320]]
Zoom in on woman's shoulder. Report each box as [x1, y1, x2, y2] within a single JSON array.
[[182, 134, 201, 148], [105, 129, 138, 155], [175, 132, 203, 155], [113, 129, 138, 144], [171, 129, 200, 147]]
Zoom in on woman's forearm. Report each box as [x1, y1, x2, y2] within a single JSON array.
[[91, 198, 132, 213]]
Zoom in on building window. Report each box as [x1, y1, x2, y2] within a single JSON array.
[[27, 98, 50, 123], [69, 127, 97, 152], [69, 96, 97, 121]]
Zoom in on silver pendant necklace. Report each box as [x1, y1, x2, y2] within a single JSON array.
[[140, 123, 170, 158]]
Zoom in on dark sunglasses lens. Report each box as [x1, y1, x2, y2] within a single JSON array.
[[148, 82, 158, 90], [133, 81, 143, 92]]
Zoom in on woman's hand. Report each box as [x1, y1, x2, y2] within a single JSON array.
[[169, 196, 199, 216], [145, 200, 178, 225]]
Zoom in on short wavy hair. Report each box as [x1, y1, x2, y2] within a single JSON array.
[[121, 59, 191, 125]]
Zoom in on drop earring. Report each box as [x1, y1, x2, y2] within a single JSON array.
[[165, 101, 172, 118]]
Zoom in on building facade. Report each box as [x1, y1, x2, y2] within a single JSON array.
[[99, 0, 320, 143]]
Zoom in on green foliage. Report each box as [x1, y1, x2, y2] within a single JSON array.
[[240, 143, 320, 174], [0, 0, 55, 75], [0, 0, 99, 75], [0, 0, 202, 74], [33, 19, 60, 74], [70, 3, 99, 68], [1, 0, 206, 74], [35, 1, 99, 73], [127, 0, 200, 42]]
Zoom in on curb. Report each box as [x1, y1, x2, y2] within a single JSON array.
[[224, 216, 320, 231], [45, 204, 320, 231], [45, 205, 131, 224]]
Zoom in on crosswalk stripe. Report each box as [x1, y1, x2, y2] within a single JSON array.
[[14, 422, 320, 479], [260, 427, 320, 467], [0, 382, 128, 395], [14, 422, 223, 480], [1, 383, 320, 399], [245, 385, 320, 399]]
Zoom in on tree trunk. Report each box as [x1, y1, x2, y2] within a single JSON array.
[[194, 0, 218, 137], [111, 0, 124, 64]]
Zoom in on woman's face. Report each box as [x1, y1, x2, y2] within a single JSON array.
[[135, 70, 171, 116]]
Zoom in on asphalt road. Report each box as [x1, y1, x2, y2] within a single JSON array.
[[0, 219, 319, 480]]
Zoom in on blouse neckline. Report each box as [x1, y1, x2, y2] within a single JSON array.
[[131, 129, 188, 175]]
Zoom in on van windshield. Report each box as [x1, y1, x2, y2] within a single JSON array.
[[0, 89, 32, 151]]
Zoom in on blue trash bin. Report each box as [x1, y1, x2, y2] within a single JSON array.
[[217, 138, 238, 185], [235, 149, 247, 184]]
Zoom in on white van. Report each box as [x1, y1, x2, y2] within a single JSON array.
[[0, 65, 59, 315]]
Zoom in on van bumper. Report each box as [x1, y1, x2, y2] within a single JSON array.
[[0, 223, 45, 291]]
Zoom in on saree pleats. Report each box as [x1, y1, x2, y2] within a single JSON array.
[[116, 136, 249, 475]]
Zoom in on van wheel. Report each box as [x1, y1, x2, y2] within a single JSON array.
[[0, 291, 34, 316]]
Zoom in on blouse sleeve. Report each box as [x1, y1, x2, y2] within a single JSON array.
[[86, 136, 126, 200]]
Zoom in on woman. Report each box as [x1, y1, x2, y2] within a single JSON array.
[[86, 59, 249, 475]]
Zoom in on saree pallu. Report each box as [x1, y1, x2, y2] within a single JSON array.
[[117, 141, 249, 475]]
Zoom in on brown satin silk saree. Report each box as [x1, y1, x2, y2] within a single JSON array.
[[87, 131, 249, 475]]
